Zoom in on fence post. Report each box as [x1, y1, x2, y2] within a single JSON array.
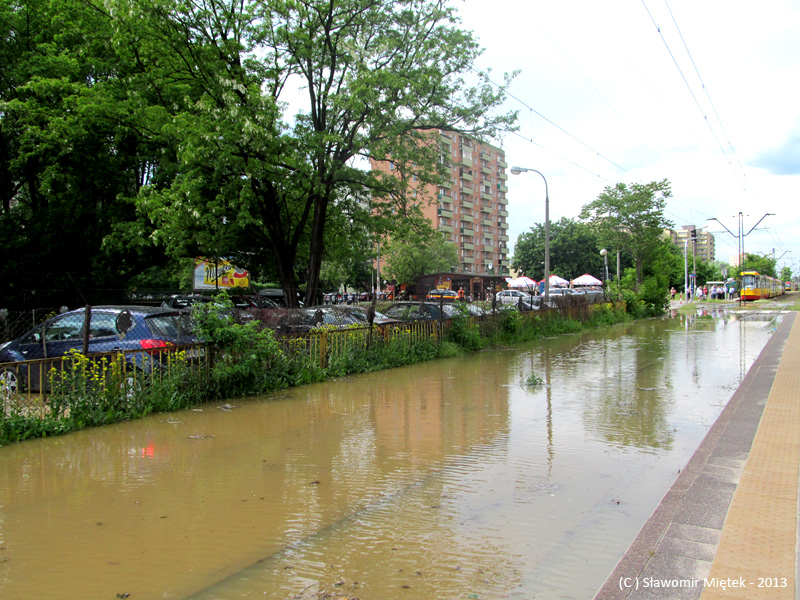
[[82, 305, 92, 354], [319, 329, 328, 368]]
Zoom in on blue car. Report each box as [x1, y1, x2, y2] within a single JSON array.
[[0, 306, 199, 395]]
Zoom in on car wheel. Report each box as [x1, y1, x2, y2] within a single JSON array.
[[0, 365, 22, 400]]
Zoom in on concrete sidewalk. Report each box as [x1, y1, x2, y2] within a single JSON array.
[[594, 311, 799, 600]]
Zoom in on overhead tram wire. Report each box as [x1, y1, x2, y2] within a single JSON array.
[[663, 0, 748, 183], [640, 0, 747, 192], [508, 129, 614, 184], [476, 67, 632, 178]]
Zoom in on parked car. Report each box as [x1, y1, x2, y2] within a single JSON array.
[[160, 294, 257, 322], [426, 289, 459, 301], [277, 307, 364, 333], [496, 290, 533, 305], [334, 306, 403, 325], [457, 303, 487, 317], [257, 288, 304, 307], [0, 306, 199, 395], [160, 294, 214, 309], [383, 302, 458, 322]]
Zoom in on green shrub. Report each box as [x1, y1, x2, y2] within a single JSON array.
[[445, 309, 484, 351], [191, 294, 291, 396]]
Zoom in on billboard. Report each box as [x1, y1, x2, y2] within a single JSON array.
[[193, 258, 250, 291]]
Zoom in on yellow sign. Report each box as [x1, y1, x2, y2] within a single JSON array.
[[193, 258, 250, 290]]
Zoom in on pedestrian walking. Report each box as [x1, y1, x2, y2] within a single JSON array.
[[670, 287, 676, 302]]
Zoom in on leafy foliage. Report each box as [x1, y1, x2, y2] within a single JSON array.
[[580, 180, 673, 289], [0, 0, 183, 308], [512, 217, 612, 282], [741, 253, 777, 278], [191, 295, 291, 396], [117, 0, 516, 306], [383, 220, 460, 285]]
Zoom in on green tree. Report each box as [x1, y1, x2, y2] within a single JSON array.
[[383, 222, 459, 286], [119, 0, 516, 307], [740, 253, 776, 278], [512, 217, 610, 282], [780, 266, 793, 282], [0, 0, 184, 308], [579, 180, 674, 290]]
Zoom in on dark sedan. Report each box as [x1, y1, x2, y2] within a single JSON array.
[[0, 306, 198, 395], [382, 302, 458, 322]]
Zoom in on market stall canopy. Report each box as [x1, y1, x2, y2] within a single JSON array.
[[548, 275, 570, 286], [571, 274, 603, 286], [506, 276, 538, 289]]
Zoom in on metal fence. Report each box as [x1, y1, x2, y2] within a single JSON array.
[[1, 299, 622, 421]]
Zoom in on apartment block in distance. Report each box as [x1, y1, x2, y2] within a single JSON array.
[[371, 130, 511, 277], [667, 225, 716, 262]]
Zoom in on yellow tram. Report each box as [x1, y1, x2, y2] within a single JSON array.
[[740, 271, 784, 301]]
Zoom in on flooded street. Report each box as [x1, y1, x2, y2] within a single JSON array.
[[0, 311, 780, 600]]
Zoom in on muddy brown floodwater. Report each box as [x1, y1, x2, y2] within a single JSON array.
[[0, 310, 779, 600]]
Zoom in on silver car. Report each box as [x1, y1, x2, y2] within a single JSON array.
[[495, 290, 533, 305]]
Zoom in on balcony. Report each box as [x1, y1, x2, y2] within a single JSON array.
[[497, 171, 508, 180], [461, 199, 474, 209], [480, 204, 493, 214], [497, 196, 508, 205], [441, 179, 453, 189], [481, 192, 493, 201], [499, 209, 508, 218], [461, 215, 474, 224], [462, 256, 475, 264], [459, 170, 473, 182], [458, 154, 473, 167], [481, 218, 493, 227], [439, 224, 453, 233], [499, 234, 509, 242], [498, 221, 508, 229], [481, 165, 492, 175], [498, 159, 508, 168], [437, 208, 453, 218], [462, 242, 474, 250]]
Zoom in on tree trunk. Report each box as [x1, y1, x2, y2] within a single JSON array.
[[304, 191, 330, 307]]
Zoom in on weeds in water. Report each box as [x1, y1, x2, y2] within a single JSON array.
[[524, 373, 545, 386]]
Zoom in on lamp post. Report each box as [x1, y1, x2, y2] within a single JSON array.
[[511, 166, 550, 303], [600, 248, 609, 300]]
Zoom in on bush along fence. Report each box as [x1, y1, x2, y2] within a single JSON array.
[[0, 299, 629, 445]]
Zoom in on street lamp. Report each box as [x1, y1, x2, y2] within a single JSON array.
[[511, 166, 550, 303], [600, 249, 609, 299]]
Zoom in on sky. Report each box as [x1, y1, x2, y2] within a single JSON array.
[[454, 0, 800, 277]]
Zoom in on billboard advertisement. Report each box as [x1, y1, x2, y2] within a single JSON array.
[[193, 258, 250, 291]]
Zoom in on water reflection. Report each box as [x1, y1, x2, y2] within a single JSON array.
[[0, 312, 779, 600]]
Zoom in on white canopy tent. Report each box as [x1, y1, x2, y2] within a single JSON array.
[[505, 276, 538, 289], [571, 274, 602, 286]]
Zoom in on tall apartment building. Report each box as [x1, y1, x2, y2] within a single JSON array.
[[667, 225, 716, 262], [371, 130, 510, 276]]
